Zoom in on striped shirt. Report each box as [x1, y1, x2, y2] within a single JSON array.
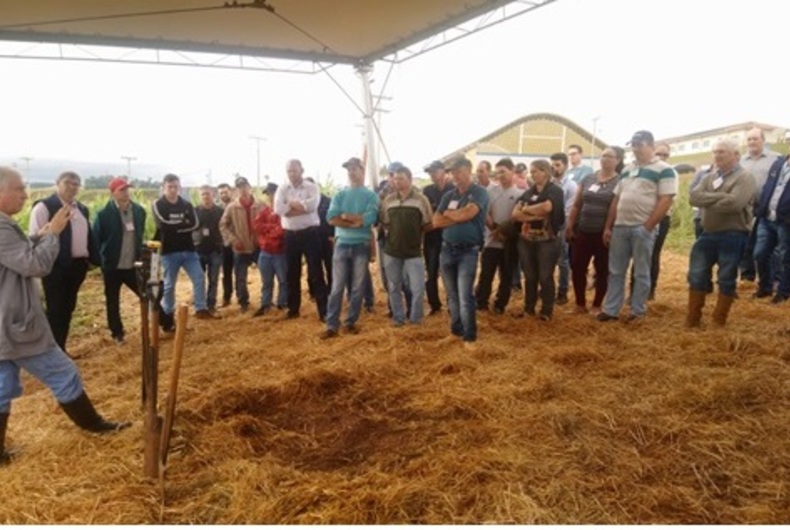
[[614, 159, 677, 226]]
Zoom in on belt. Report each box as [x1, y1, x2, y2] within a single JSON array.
[[442, 241, 479, 250], [285, 226, 317, 234]]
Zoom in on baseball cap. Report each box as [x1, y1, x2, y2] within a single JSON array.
[[342, 157, 364, 169], [264, 182, 278, 195], [515, 162, 527, 172], [108, 177, 132, 193], [629, 130, 655, 145], [387, 161, 405, 174], [424, 160, 444, 173], [235, 176, 251, 188]]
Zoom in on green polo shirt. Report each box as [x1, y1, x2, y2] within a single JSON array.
[[381, 187, 433, 259]]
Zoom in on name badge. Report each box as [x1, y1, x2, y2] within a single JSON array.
[[629, 168, 639, 178], [202, 228, 210, 236], [125, 222, 135, 232], [589, 184, 601, 193], [529, 195, 538, 202], [712, 177, 723, 190], [448, 200, 460, 210]]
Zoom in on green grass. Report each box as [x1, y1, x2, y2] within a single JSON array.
[[665, 172, 695, 254]]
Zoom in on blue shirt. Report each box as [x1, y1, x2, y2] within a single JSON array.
[[437, 184, 490, 246], [327, 186, 380, 246], [568, 164, 594, 184]]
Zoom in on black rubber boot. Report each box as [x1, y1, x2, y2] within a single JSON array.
[[0, 412, 11, 466], [59, 392, 131, 433]]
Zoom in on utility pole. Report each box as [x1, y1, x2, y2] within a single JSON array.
[[249, 135, 267, 188], [121, 155, 137, 178], [20, 157, 33, 176]]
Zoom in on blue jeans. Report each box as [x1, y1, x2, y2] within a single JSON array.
[[326, 243, 371, 331], [346, 266, 375, 309], [162, 251, 207, 314], [603, 225, 656, 317], [233, 251, 259, 308], [384, 253, 426, 324], [199, 251, 223, 310], [557, 229, 570, 295], [688, 231, 748, 296], [754, 218, 790, 297], [0, 347, 83, 413], [257, 251, 287, 309], [440, 244, 480, 341]]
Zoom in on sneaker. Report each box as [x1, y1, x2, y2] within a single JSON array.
[[112, 334, 125, 345], [252, 306, 269, 318], [319, 329, 338, 340], [752, 290, 772, 299], [555, 293, 568, 306], [160, 311, 175, 332], [195, 309, 221, 320], [539, 313, 552, 322], [596, 312, 618, 322], [344, 324, 360, 335], [771, 294, 788, 305], [626, 314, 645, 323]]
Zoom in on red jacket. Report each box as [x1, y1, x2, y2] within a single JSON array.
[[253, 206, 285, 254]]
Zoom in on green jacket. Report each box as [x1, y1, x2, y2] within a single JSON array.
[[92, 200, 147, 271]]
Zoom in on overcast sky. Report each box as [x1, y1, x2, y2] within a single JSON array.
[[1, 0, 788, 186]]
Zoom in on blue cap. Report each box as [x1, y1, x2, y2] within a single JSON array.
[[387, 161, 405, 174]]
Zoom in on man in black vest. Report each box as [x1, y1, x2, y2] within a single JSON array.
[[28, 171, 97, 356]]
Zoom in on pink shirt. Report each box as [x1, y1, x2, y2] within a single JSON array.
[[29, 198, 90, 258]]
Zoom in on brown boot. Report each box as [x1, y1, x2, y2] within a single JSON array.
[[685, 290, 707, 328], [711, 293, 735, 326]]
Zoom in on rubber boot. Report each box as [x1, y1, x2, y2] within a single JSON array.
[[0, 412, 10, 466], [711, 293, 735, 327], [685, 290, 707, 328], [59, 392, 131, 433]]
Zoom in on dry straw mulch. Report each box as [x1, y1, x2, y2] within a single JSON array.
[[1, 251, 789, 524]]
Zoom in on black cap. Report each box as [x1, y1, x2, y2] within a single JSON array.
[[448, 157, 472, 171], [515, 162, 527, 172], [264, 182, 278, 195], [235, 176, 251, 188], [424, 160, 444, 173], [629, 130, 655, 145], [342, 157, 364, 169], [387, 161, 406, 174]]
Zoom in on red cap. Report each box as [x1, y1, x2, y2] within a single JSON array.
[[108, 177, 132, 193]]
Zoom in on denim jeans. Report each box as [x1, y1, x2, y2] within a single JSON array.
[[557, 229, 570, 295], [754, 218, 790, 297], [384, 253, 426, 324], [440, 244, 480, 341], [517, 238, 561, 317], [346, 266, 375, 309], [257, 251, 287, 309], [603, 225, 656, 317], [326, 243, 371, 331], [0, 347, 83, 413], [233, 251, 259, 308], [161, 251, 207, 314], [688, 230, 748, 296], [199, 250, 223, 310]]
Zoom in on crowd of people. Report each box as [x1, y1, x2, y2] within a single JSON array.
[[1, 126, 788, 465]]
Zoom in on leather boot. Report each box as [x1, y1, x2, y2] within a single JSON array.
[[685, 290, 707, 328], [59, 392, 131, 433], [0, 412, 10, 466], [712, 293, 735, 326]]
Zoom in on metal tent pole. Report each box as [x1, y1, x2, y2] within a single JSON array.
[[356, 63, 379, 190]]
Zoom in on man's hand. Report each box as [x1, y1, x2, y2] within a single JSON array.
[[39, 206, 71, 236], [288, 201, 306, 214], [603, 228, 612, 247]]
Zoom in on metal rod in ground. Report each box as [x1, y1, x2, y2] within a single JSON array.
[[160, 304, 188, 472], [143, 294, 162, 479]]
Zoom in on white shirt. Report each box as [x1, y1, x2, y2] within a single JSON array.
[[28, 198, 90, 258], [273, 179, 321, 230]]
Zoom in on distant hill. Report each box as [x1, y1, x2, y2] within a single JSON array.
[[0, 156, 168, 184]]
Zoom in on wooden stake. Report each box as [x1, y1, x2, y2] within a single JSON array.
[[160, 305, 188, 471]]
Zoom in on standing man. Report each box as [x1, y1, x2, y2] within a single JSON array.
[[433, 157, 490, 345], [253, 183, 287, 316], [195, 185, 225, 315], [686, 140, 755, 327], [567, 144, 594, 184], [28, 171, 97, 356], [381, 165, 433, 327], [92, 177, 147, 344], [219, 176, 263, 313], [1, 167, 129, 466], [216, 182, 235, 307], [598, 131, 677, 322], [320, 157, 379, 339], [476, 160, 496, 190], [305, 177, 334, 303], [274, 159, 327, 320], [739, 127, 781, 282], [650, 141, 674, 300], [152, 173, 217, 331], [752, 153, 790, 303], [475, 158, 522, 314], [549, 152, 577, 305], [422, 160, 454, 316]]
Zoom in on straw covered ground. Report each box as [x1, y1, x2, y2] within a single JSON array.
[[1, 250, 789, 524]]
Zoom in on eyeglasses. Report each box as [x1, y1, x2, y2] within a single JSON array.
[[656, 152, 669, 159]]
